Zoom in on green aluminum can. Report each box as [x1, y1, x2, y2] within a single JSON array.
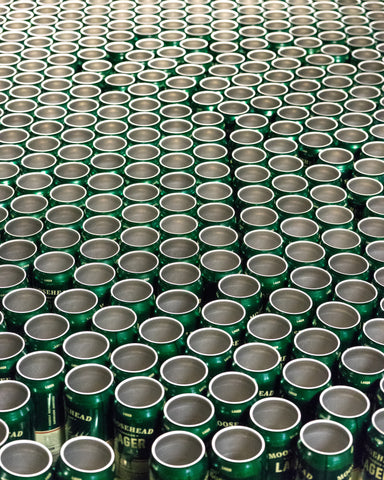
[[185, 328, 233, 379], [289, 266, 333, 307], [155, 290, 200, 336], [210, 426, 265, 480], [267, 288, 313, 334], [247, 254, 289, 299], [92, 306, 138, 351], [280, 359, 332, 422], [149, 431, 208, 480], [114, 377, 165, 480], [138, 317, 185, 364], [334, 280, 378, 323], [40, 228, 81, 258], [162, 394, 216, 443], [362, 409, 384, 480], [246, 314, 293, 364], [338, 346, 384, 397], [217, 274, 261, 318], [314, 302, 361, 349], [160, 356, 209, 399], [24, 314, 70, 354], [0, 381, 33, 441], [233, 343, 281, 398], [296, 420, 354, 480], [16, 351, 65, 461], [249, 397, 301, 480], [62, 332, 110, 370], [111, 279, 154, 324], [359, 319, 384, 353], [118, 251, 159, 285], [64, 364, 114, 442], [2, 288, 47, 335], [55, 436, 115, 480], [158, 262, 202, 298], [201, 300, 246, 348], [54, 289, 99, 332], [208, 372, 258, 428], [73, 263, 116, 308], [318, 386, 370, 477], [110, 344, 159, 384], [291, 328, 340, 369], [0, 440, 53, 480], [33, 252, 75, 306], [0, 333, 25, 381], [0, 265, 27, 304]]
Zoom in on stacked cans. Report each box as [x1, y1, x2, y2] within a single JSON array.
[[0, 0, 384, 479]]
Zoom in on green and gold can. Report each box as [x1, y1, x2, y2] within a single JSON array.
[[210, 426, 265, 480], [64, 364, 114, 442], [55, 436, 115, 480], [163, 394, 216, 443], [249, 397, 301, 480], [150, 431, 208, 480], [296, 420, 354, 480], [0, 440, 53, 480], [114, 377, 164, 480]]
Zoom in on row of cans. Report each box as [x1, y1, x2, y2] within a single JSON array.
[[1, 0, 384, 479], [2, 368, 384, 480]]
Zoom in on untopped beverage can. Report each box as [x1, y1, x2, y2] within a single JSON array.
[[114, 377, 165, 480]]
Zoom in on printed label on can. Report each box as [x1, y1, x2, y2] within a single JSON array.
[[115, 422, 157, 480], [267, 449, 292, 479], [363, 445, 384, 480], [35, 426, 65, 461], [297, 464, 353, 480]]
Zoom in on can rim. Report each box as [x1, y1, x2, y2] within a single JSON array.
[[111, 343, 158, 374], [282, 358, 331, 390], [211, 426, 265, 463], [319, 385, 370, 419], [341, 345, 384, 375], [115, 376, 165, 409], [0, 380, 31, 412], [60, 436, 115, 473], [164, 393, 215, 428], [160, 355, 208, 387], [234, 342, 281, 372], [151, 430, 206, 468], [65, 363, 114, 395], [16, 350, 65, 381], [0, 440, 52, 477], [0, 332, 24, 361], [139, 316, 184, 344], [299, 419, 353, 456], [249, 397, 301, 432], [208, 371, 258, 404]]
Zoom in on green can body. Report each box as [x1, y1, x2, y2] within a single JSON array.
[[209, 426, 265, 480], [33, 257, 75, 306], [149, 432, 208, 480], [64, 366, 114, 443], [249, 399, 301, 480], [0, 381, 34, 442], [296, 421, 354, 480], [0, 334, 25, 381], [114, 378, 165, 480]]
